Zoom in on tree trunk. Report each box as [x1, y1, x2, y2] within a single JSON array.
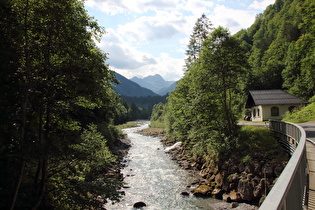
[[8, 160, 25, 210], [32, 158, 48, 210]]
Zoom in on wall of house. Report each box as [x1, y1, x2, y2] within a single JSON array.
[[251, 105, 263, 121], [251, 104, 300, 122]]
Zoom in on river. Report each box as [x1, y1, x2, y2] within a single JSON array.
[[105, 121, 221, 209]]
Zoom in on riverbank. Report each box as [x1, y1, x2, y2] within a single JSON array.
[[138, 126, 288, 209], [106, 134, 132, 190]]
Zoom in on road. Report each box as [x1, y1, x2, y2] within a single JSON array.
[[299, 121, 315, 209]]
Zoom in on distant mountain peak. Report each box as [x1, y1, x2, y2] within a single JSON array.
[[130, 74, 176, 95], [113, 72, 157, 97]]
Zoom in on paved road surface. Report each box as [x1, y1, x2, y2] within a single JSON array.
[[299, 121, 315, 209], [238, 121, 269, 127]]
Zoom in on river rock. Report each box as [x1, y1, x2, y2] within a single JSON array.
[[133, 201, 146, 208], [215, 171, 226, 187], [222, 193, 231, 202], [253, 162, 262, 175], [262, 164, 274, 178], [228, 164, 239, 174], [230, 202, 239, 208], [245, 164, 254, 174], [238, 179, 254, 201], [181, 191, 189, 196], [229, 183, 237, 190], [238, 163, 245, 172], [193, 184, 212, 197], [229, 190, 242, 202], [253, 178, 268, 198], [164, 142, 182, 153], [212, 188, 224, 198]]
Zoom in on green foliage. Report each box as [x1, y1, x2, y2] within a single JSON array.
[[49, 124, 122, 209], [166, 27, 248, 160], [236, 0, 315, 100], [309, 95, 315, 103], [238, 126, 279, 151], [242, 155, 252, 164], [150, 103, 166, 129], [185, 14, 213, 70], [0, 0, 125, 209], [283, 102, 315, 123], [116, 122, 138, 129], [122, 95, 167, 120], [236, 125, 288, 163]]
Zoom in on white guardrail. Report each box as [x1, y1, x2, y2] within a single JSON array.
[[259, 120, 308, 210]]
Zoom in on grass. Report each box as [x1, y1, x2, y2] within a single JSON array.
[[237, 125, 289, 161], [140, 127, 165, 136], [116, 122, 138, 129], [238, 125, 279, 151], [283, 102, 315, 123]]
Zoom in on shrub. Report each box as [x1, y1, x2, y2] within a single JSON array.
[[283, 102, 315, 123]]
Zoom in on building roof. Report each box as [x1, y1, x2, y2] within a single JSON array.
[[245, 89, 308, 108]]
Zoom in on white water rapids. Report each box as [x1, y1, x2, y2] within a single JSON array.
[[105, 121, 221, 209]]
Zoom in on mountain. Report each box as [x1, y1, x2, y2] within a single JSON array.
[[113, 72, 158, 97], [130, 74, 176, 95], [157, 82, 177, 96]]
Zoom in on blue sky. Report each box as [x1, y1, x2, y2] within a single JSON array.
[[84, 0, 275, 81]]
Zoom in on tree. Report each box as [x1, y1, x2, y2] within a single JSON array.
[[167, 27, 248, 160], [185, 14, 213, 70], [0, 0, 123, 209]]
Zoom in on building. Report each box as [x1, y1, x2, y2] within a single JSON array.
[[245, 90, 308, 121]]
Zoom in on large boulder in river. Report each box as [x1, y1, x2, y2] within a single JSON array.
[[193, 184, 212, 197], [133, 201, 146, 208], [164, 142, 182, 153]]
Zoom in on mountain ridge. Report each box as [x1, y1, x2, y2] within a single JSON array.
[[130, 74, 176, 95], [113, 72, 158, 97]]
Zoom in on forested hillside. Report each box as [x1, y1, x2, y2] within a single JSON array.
[[0, 0, 128, 209], [236, 0, 315, 100]]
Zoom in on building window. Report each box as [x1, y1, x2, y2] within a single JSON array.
[[253, 109, 256, 117], [271, 107, 279, 116], [257, 108, 260, 117]]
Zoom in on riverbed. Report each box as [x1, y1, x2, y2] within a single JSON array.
[[105, 121, 221, 209]]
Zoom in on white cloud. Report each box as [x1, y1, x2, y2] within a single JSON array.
[[98, 29, 157, 69], [210, 5, 256, 34], [125, 11, 191, 42], [179, 0, 214, 15], [86, 0, 276, 81], [85, 0, 180, 15], [117, 14, 182, 42], [97, 28, 184, 81], [249, 0, 275, 10]]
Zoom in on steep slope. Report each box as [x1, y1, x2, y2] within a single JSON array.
[[113, 72, 158, 97], [235, 0, 315, 100], [157, 82, 177, 96]]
